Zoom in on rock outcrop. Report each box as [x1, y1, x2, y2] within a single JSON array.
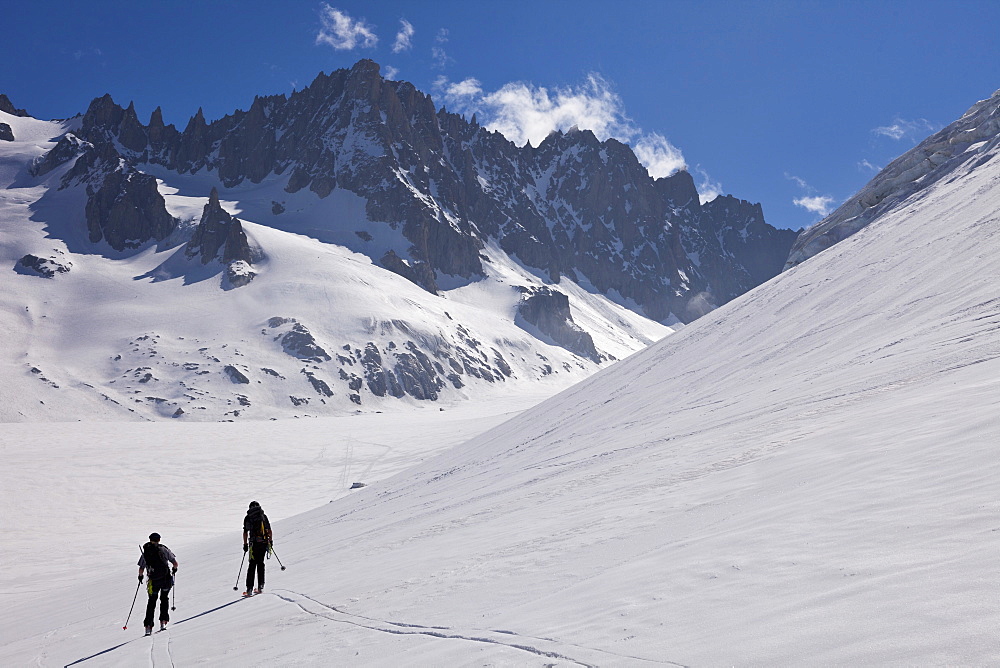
[[186, 188, 254, 265], [185, 188, 258, 287], [32, 134, 90, 176], [84, 167, 176, 251], [517, 287, 601, 362], [14, 254, 72, 278], [0, 93, 29, 117], [0, 123, 12, 142]]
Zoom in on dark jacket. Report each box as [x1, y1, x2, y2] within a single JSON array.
[[243, 507, 272, 543]]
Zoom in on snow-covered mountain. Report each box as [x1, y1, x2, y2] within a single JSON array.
[[3, 88, 999, 665], [0, 60, 795, 421], [785, 87, 1000, 268]]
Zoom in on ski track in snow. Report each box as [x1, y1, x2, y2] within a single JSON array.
[[260, 587, 678, 667], [62, 589, 679, 668]]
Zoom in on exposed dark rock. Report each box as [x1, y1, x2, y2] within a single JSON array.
[[338, 368, 363, 392], [361, 343, 387, 396], [392, 350, 443, 400], [302, 369, 334, 397], [32, 134, 90, 176], [278, 323, 331, 361], [15, 254, 71, 278], [380, 250, 438, 293], [271, 201, 285, 215], [225, 260, 256, 288], [187, 188, 254, 264], [0, 123, 13, 141], [0, 94, 29, 117], [224, 365, 250, 383], [84, 166, 176, 251], [517, 287, 601, 362]]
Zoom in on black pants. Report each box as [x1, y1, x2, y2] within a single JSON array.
[[143, 577, 172, 627], [246, 541, 267, 591]]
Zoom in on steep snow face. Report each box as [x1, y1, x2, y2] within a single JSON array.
[[785, 87, 1000, 268], [3, 91, 999, 665]]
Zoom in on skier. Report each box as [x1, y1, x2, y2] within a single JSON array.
[[242, 501, 272, 596], [137, 532, 178, 635]]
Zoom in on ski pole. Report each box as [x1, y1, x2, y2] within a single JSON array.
[[123, 579, 141, 630], [270, 543, 286, 571], [233, 549, 247, 591], [125, 543, 143, 630], [171, 572, 177, 611]]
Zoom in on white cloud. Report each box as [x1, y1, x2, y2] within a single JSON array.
[[873, 116, 937, 142], [441, 77, 483, 102], [793, 195, 835, 216], [694, 166, 723, 204], [316, 5, 377, 51], [633, 134, 687, 179], [434, 72, 687, 178], [787, 173, 836, 217], [383, 66, 399, 81], [392, 19, 414, 53]]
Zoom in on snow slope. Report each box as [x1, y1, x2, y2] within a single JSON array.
[[0, 109, 670, 422], [3, 92, 1000, 665]]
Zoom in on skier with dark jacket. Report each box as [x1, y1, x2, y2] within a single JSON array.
[[137, 532, 178, 634], [242, 501, 272, 595]]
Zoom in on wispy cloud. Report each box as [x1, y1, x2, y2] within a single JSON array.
[[434, 72, 687, 178], [786, 174, 810, 190], [858, 158, 881, 173], [383, 66, 399, 81], [316, 4, 377, 51], [694, 166, 723, 204], [793, 195, 835, 216], [432, 28, 453, 68], [873, 116, 937, 142], [787, 173, 835, 217], [392, 19, 414, 53]]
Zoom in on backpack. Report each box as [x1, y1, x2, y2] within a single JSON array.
[[142, 541, 168, 580], [246, 507, 270, 543]]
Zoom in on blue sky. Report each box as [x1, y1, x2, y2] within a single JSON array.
[[3, 0, 1000, 229]]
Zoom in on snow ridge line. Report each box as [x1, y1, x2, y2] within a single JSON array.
[[270, 588, 677, 666]]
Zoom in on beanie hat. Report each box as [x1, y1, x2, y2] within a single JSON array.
[[249, 501, 260, 509], [149, 532, 161, 542]]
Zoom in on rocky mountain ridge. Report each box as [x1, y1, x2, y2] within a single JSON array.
[[54, 59, 795, 323]]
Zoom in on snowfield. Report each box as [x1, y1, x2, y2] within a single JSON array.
[[3, 101, 1000, 665]]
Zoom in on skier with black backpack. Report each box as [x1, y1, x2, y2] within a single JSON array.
[[242, 501, 272, 596], [137, 532, 178, 635]]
